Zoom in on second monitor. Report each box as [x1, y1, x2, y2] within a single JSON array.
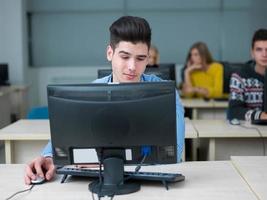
[[97, 63, 176, 81]]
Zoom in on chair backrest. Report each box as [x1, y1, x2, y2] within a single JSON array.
[[221, 61, 248, 94], [27, 106, 49, 119]]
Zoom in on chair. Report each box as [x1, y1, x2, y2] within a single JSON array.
[[27, 106, 49, 119]]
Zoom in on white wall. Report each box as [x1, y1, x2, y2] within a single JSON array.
[[1, 0, 267, 110], [0, 0, 5, 62], [0, 0, 26, 84]]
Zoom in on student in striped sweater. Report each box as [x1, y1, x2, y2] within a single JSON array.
[[228, 29, 267, 121]]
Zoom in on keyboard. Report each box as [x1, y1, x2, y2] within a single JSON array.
[[57, 166, 185, 183], [251, 119, 267, 125]]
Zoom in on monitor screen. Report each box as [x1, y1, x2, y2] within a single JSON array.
[[0, 63, 9, 85], [47, 82, 178, 195], [97, 69, 112, 79], [97, 63, 176, 81], [263, 69, 267, 112]]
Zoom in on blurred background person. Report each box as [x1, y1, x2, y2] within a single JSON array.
[[147, 45, 160, 67], [181, 41, 225, 99]]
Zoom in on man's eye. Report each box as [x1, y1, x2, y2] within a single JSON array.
[[137, 58, 145, 61], [121, 56, 129, 60]]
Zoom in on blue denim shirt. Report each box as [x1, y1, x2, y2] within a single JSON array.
[[42, 74, 185, 162]]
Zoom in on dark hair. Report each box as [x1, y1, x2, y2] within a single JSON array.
[[251, 29, 267, 48], [185, 42, 213, 65], [109, 16, 151, 50]]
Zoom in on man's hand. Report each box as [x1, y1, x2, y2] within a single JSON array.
[[24, 156, 56, 185]]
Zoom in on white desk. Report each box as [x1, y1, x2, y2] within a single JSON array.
[[193, 120, 267, 160], [231, 156, 267, 200], [181, 98, 228, 119], [0, 119, 197, 164], [0, 161, 257, 200], [0, 120, 50, 163]]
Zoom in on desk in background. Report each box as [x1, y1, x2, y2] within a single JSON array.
[[193, 120, 267, 160], [0, 120, 50, 163], [181, 98, 228, 119], [0, 161, 257, 200], [0, 119, 197, 164], [231, 156, 267, 200]]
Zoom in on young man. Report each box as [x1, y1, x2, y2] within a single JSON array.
[[228, 29, 267, 120], [24, 16, 185, 185]]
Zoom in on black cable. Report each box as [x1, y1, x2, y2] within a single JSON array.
[[90, 148, 104, 200], [5, 184, 35, 200], [97, 148, 104, 200], [108, 154, 148, 200], [239, 124, 266, 156]]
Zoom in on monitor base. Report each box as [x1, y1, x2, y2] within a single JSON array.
[[88, 156, 140, 197], [89, 180, 140, 197]]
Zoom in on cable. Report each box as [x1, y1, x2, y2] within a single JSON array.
[[90, 148, 104, 200], [108, 154, 148, 200], [5, 184, 35, 200], [239, 124, 266, 156]]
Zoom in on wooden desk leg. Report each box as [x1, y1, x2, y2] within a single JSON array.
[[192, 108, 198, 119], [208, 138, 215, 161], [5, 140, 13, 164]]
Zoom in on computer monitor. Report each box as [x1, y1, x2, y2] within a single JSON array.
[[97, 63, 176, 81], [47, 82, 178, 195], [0, 63, 9, 85], [97, 69, 112, 79], [263, 69, 267, 112], [145, 65, 175, 81]]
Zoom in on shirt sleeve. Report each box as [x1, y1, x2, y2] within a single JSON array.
[[206, 63, 223, 98], [228, 73, 262, 120], [176, 90, 185, 162], [41, 140, 53, 157]]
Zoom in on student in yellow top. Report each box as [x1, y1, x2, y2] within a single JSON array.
[[181, 42, 224, 98]]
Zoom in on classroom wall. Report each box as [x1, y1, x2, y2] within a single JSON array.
[[0, 0, 27, 84], [0, 1, 5, 62], [0, 0, 267, 108]]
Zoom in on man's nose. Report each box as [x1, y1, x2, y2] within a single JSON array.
[[128, 59, 136, 71]]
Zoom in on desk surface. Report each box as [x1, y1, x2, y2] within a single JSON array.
[[231, 156, 267, 200], [0, 120, 50, 140], [0, 119, 197, 140], [0, 161, 256, 200], [181, 98, 228, 108], [192, 120, 263, 138]]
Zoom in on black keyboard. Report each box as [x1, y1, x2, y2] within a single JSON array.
[[57, 166, 185, 183], [251, 119, 267, 125]]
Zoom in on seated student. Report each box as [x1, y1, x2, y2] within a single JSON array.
[[147, 44, 160, 67], [181, 42, 224, 98], [228, 29, 267, 121], [24, 16, 185, 185]]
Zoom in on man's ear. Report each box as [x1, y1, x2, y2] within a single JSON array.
[[106, 45, 113, 61]]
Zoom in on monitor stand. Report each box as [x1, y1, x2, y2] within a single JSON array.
[[88, 157, 140, 197]]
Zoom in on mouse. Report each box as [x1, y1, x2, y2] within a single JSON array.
[[31, 176, 46, 185], [230, 118, 240, 125]]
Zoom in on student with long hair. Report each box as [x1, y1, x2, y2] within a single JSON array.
[[181, 42, 224, 98]]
